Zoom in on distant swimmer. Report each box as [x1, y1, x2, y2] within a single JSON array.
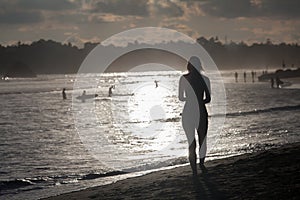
[[108, 85, 115, 97], [270, 78, 274, 88], [251, 71, 255, 83], [234, 72, 238, 83], [82, 90, 86, 96], [154, 80, 158, 88], [62, 88, 67, 100], [275, 76, 283, 88]]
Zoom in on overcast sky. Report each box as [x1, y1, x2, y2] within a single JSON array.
[[0, 0, 300, 46]]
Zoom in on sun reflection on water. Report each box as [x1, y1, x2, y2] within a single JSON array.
[[128, 83, 170, 123]]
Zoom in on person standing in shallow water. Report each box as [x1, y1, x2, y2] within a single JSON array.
[[179, 56, 211, 176], [62, 88, 67, 100], [271, 78, 275, 88], [251, 71, 255, 83], [108, 85, 114, 97], [154, 80, 158, 88]]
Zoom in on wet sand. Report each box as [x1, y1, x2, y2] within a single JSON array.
[[44, 142, 300, 200]]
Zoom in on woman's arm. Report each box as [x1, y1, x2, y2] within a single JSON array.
[[203, 77, 211, 104], [178, 76, 186, 101]]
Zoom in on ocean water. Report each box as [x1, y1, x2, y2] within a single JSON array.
[[0, 71, 299, 200]]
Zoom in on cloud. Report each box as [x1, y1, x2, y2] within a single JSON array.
[[237, 19, 300, 43], [258, 0, 300, 19], [192, 0, 300, 19], [0, 0, 77, 25], [86, 0, 187, 19], [89, 0, 149, 16], [18, 0, 77, 11], [0, 0, 188, 25], [48, 12, 88, 24], [160, 22, 199, 38], [0, 10, 44, 24], [0, 0, 299, 45], [149, 1, 184, 18], [199, 0, 261, 18], [87, 13, 127, 23]]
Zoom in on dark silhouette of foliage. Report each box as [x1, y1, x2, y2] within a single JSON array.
[[197, 37, 300, 69], [0, 39, 95, 76], [5, 61, 36, 77], [0, 38, 299, 76]]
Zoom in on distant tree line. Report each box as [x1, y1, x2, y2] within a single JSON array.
[[0, 39, 95, 75], [0, 37, 299, 75], [197, 37, 300, 69]]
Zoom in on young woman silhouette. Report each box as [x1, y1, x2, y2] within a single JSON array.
[[179, 56, 211, 175]]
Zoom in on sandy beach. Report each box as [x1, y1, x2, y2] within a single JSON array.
[[44, 142, 300, 200]]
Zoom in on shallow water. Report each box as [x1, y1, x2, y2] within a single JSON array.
[[0, 71, 299, 199]]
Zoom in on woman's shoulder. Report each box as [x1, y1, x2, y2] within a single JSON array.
[[181, 73, 190, 78], [201, 74, 210, 81], [180, 74, 189, 81], [179, 75, 189, 85]]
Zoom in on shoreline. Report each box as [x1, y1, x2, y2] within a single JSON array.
[[44, 142, 300, 200]]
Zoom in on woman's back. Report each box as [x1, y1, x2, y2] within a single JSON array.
[[181, 72, 210, 106]]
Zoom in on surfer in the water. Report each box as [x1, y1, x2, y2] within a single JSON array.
[[81, 90, 86, 102], [76, 90, 98, 102], [179, 56, 211, 176]]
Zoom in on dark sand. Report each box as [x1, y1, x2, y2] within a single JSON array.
[[44, 143, 300, 200]]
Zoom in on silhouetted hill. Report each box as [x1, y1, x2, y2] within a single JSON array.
[[0, 38, 299, 76]]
